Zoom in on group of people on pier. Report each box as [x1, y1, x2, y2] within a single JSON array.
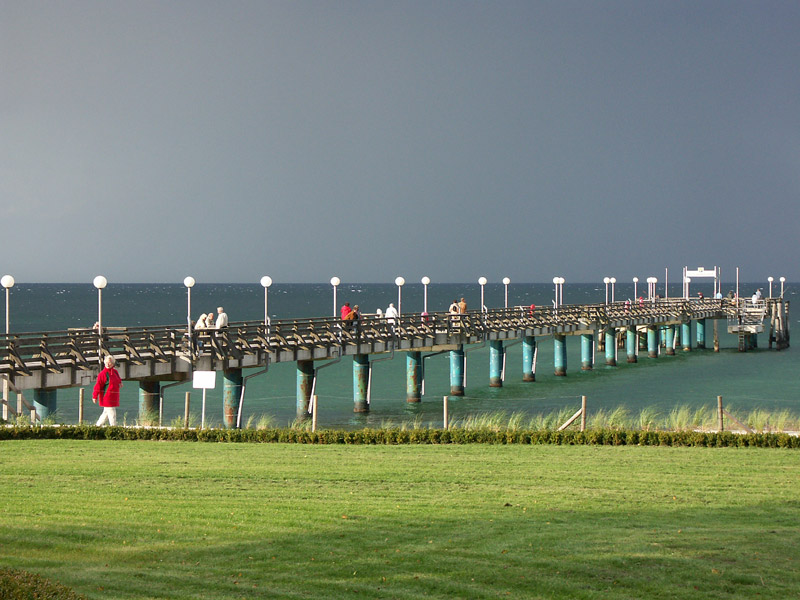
[[194, 307, 228, 331]]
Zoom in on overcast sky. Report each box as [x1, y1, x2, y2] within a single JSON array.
[[3, 1, 798, 284]]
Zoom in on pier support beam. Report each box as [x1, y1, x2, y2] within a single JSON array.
[[449, 345, 465, 396], [33, 389, 57, 421], [138, 381, 160, 425], [223, 368, 243, 429], [665, 326, 676, 356], [681, 322, 692, 352], [522, 336, 536, 382], [647, 326, 658, 358], [353, 354, 369, 413], [580, 333, 593, 371], [489, 340, 504, 387], [605, 328, 617, 366], [626, 327, 638, 363], [296, 360, 314, 420], [696, 319, 706, 349], [554, 335, 567, 376], [406, 351, 422, 403]]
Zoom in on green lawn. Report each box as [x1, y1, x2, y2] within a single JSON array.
[[1, 441, 798, 599]]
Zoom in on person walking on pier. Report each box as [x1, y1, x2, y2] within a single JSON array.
[[93, 355, 122, 427]]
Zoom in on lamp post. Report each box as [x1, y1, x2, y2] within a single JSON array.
[[603, 277, 610, 304], [330, 277, 340, 317], [93, 275, 108, 362], [767, 276, 774, 299], [260, 276, 273, 327], [647, 277, 658, 301], [1, 275, 14, 335], [685, 277, 691, 299], [552, 277, 564, 307], [610, 277, 616, 303], [183, 277, 195, 357], [502, 277, 510, 309], [780, 276, 786, 297], [395, 277, 405, 315], [478, 277, 487, 312], [421, 276, 430, 313], [633, 277, 639, 300]]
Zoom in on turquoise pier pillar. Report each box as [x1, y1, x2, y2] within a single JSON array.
[[696, 319, 706, 349], [522, 336, 536, 382], [750, 333, 758, 349], [138, 380, 160, 424], [296, 360, 314, 419], [605, 328, 617, 366], [489, 340, 504, 387], [580, 333, 593, 371], [626, 327, 637, 363], [647, 326, 658, 358], [681, 322, 692, 351], [665, 326, 676, 356], [353, 354, 369, 413], [406, 351, 422, 403], [449, 345, 465, 396], [32, 389, 57, 421], [554, 335, 567, 376], [223, 368, 243, 429]]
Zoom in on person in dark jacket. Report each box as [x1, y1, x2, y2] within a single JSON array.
[[93, 355, 122, 426]]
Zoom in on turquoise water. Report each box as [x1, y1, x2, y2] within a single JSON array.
[[5, 282, 796, 427]]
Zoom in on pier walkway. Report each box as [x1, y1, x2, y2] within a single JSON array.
[[1, 297, 789, 425]]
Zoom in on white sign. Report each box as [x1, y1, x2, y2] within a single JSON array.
[[193, 370, 217, 389], [686, 268, 717, 279]]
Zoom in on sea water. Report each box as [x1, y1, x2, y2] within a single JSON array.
[[5, 281, 796, 428]]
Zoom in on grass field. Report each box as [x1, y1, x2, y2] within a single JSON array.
[[1, 441, 798, 599]]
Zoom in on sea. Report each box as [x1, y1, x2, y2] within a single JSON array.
[[4, 281, 796, 428]]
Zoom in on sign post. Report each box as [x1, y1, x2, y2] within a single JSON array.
[[193, 370, 217, 429]]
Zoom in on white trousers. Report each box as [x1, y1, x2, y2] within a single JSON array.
[[96, 406, 117, 426]]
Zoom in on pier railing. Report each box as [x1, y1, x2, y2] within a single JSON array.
[[0, 298, 750, 381]]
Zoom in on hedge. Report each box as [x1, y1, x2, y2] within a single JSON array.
[[0, 425, 798, 448], [0, 568, 87, 600]]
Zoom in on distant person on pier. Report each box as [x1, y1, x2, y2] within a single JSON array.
[[448, 300, 459, 314], [340, 302, 352, 320], [458, 298, 467, 313], [215, 307, 228, 328], [93, 355, 122, 427], [195, 313, 210, 330], [385, 302, 398, 325]]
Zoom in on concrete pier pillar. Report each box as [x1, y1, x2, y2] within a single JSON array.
[[489, 340, 504, 387], [580, 333, 594, 371], [626, 327, 638, 363], [681, 322, 692, 351], [696, 319, 706, 349], [406, 351, 422, 403], [449, 345, 465, 396], [353, 354, 369, 413], [647, 326, 658, 358], [665, 326, 676, 356], [554, 334, 567, 376], [750, 333, 758, 349], [296, 360, 314, 420], [138, 380, 160, 425], [605, 328, 617, 366], [223, 368, 243, 429], [33, 389, 57, 421], [522, 336, 536, 382]]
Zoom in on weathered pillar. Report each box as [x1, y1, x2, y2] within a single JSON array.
[[605, 328, 617, 366], [665, 325, 676, 355], [580, 333, 594, 371], [522, 336, 536, 382], [750, 333, 758, 349], [138, 380, 160, 425], [554, 334, 567, 376], [696, 319, 706, 349], [32, 389, 57, 421], [406, 351, 422, 403], [489, 340, 504, 387], [353, 354, 369, 412], [296, 360, 314, 420], [647, 326, 659, 358], [223, 368, 243, 429], [626, 327, 637, 363], [449, 345, 465, 396], [681, 322, 692, 351]]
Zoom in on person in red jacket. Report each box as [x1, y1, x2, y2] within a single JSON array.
[[93, 355, 122, 426]]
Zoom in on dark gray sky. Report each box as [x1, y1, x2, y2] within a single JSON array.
[[3, 1, 798, 284]]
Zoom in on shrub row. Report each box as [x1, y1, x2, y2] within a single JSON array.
[[1, 425, 798, 448], [0, 568, 87, 600]]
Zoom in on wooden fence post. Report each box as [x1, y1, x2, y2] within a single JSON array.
[[443, 396, 449, 429], [580, 395, 587, 432], [78, 388, 84, 425], [184, 392, 190, 429], [312, 395, 318, 432], [717, 395, 724, 432]]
